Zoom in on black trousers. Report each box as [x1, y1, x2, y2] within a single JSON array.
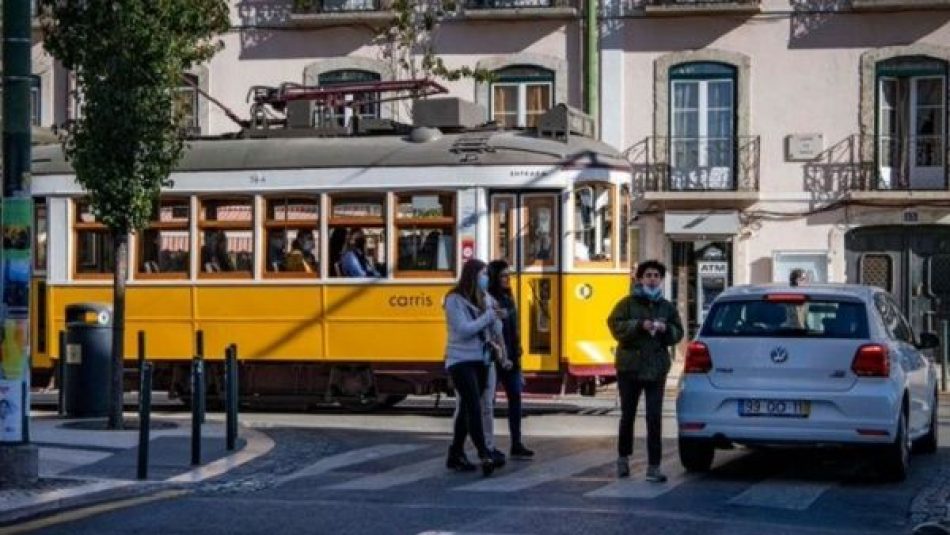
[[617, 372, 665, 466], [449, 361, 490, 458]]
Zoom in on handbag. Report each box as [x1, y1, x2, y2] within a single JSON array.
[[465, 299, 513, 370]]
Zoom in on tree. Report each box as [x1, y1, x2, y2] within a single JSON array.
[[40, 0, 230, 429], [374, 0, 494, 118]]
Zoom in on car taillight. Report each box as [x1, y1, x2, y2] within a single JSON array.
[[684, 341, 712, 374], [851, 344, 889, 377]]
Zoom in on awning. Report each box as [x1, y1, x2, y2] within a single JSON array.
[[664, 210, 740, 238]]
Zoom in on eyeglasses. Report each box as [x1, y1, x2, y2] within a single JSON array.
[[641, 272, 663, 279]]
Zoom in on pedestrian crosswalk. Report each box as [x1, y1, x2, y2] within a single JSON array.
[[273, 440, 861, 513]]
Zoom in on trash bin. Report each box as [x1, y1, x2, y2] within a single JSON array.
[[63, 303, 113, 417]]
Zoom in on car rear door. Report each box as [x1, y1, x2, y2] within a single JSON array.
[[701, 294, 867, 393], [880, 293, 931, 434]]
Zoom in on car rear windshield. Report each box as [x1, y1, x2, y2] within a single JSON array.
[[701, 299, 869, 338]]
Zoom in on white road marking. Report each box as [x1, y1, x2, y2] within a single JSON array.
[[728, 480, 832, 510], [453, 449, 613, 493], [585, 459, 689, 499], [277, 444, 425, 485], [324, 456, 446, 491]]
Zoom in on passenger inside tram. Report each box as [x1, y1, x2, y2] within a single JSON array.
[[339, 228, 382, 278], [285, 232, 317, 273], [201, 229, 235, 272]]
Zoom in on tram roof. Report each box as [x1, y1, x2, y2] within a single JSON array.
[[31, 130, 630, 176]]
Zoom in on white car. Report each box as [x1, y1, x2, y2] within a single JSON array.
[[676, 284, 940, 481]]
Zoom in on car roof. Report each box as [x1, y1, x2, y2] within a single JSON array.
[[716, 283, 880, 303]]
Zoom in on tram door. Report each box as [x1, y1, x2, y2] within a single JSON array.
[[490, 193, 560, 373]]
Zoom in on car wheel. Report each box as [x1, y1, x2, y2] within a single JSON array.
[[679, 436, 715, 472], [880, 407, 910, 482], [914, 392, 939, 455]]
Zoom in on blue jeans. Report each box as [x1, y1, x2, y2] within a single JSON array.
[[497, 366, 524, 447]]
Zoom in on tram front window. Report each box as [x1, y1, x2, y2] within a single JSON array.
[[573, 183, 614, 267]]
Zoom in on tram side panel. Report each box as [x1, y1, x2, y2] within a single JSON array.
[[561, 273, 628, 392]]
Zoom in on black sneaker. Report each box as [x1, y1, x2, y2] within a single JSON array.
[[645, 465, 668, 483], [491, 448, 507, 468], [510, 444, 535, 459], [446, 451, 476, 472], [480, 454, 495, 477]]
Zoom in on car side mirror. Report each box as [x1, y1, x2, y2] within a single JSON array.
[[916, 332, 940, 351]]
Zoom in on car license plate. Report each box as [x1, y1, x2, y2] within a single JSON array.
[[738, 399, 810, 418]]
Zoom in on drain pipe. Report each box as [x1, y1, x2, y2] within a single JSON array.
[[585, 0, 600, 138]]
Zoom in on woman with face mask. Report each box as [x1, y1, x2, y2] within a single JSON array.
[[340, 229, 380, 278], [607, 260, 684, 483], [443, 259, 504, 476]]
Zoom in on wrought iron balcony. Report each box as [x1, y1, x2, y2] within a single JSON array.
[[628, 136, 760, 194], [292, 0, 382, 13], [859, 134, 949, 191], [635, 0, 761, 15], [462, 0, 579, 18]]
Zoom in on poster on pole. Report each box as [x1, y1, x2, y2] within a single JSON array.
[[0, 380, 23, 442], [2, 198, 32, 318]]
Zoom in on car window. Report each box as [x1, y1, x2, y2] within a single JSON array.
[[888, 296, 915, 344], [878, 293, 913, 343], [702, 299, 869, 338]]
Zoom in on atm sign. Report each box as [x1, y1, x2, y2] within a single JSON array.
[[698, 261, 728, 276]]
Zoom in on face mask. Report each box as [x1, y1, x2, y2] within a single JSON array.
[[644, 285, 663, 300], [477, 273, 490, 292], [301, 239, 314, 252]]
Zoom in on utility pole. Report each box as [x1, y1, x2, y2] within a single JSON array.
[[585, 0, 600, 138], [0, 0, 39, 484]]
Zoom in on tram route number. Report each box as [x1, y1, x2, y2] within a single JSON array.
[[738, 399, 810, 418]]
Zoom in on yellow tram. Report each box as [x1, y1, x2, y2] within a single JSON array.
[[29, 102, 635, 409]]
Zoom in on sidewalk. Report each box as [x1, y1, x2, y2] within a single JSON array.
[[0, 413, 274, 526]]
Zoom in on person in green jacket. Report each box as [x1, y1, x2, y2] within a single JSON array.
[[607, 259, 684, 482]]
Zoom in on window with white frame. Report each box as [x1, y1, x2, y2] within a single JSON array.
[[491, 65, 554, 129], [317, 69, 381, 128], [175, 74, 200, 135], [876, 56, 947, 190], [30, 76, 41, 126], [669, 62, 736, 191]]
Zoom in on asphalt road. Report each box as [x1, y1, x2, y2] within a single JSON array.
[[17, 399, 950, 535]]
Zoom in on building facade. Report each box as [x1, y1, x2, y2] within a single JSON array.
[[26, 0, 950, 342]]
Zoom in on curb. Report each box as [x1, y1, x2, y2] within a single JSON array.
[[0, 425, 274, 527], [0, 480, 167, 527]]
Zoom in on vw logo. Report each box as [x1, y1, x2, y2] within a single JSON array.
[[770, 347, 789, 364]]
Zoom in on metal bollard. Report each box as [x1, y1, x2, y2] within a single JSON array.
[[137, 362, 153, 480], [225, 343, 239, 451], [191, 356, 203, 466], [942, 320, 948, 393], [57, 330, 66, 417], [196, 330, 206, 424], [137, 331, 146, 377]]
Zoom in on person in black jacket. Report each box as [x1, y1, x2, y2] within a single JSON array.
[[487, 260, 534, 459], [607, 260, 684, 482]]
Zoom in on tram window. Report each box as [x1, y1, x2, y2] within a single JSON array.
[[198, 198, 254, 277], [573, 183, 614, 267], [620, 184, 632, 266], [329, 194, 387, 278], [74, 200, 115, 276], [394, 192, 455, 276], [34, 199, 47, 272], [138, 198, 190, 277], [265, 196, 319, 277], [523, 196, 557, 268]]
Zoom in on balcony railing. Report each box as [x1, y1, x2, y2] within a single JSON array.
[[292, 0, 381, 13], [862, 134, 948, 191], [464, 0, 573, 8], [628, 136, 760, 193]]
